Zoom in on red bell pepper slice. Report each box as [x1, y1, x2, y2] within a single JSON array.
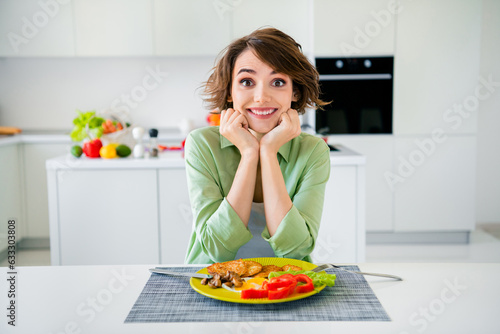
[[241, 288, 268, 299], [294, 274, 314, 294], [264, 277, 296, 290], [268, 286, 293, 300], [265, 276, 297, 299]]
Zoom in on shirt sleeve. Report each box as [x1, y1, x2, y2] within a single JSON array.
[[262, 140, 331, 261], [184, 132, 252, 263]]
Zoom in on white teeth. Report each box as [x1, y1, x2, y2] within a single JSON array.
[[249, 109, 276, 115]]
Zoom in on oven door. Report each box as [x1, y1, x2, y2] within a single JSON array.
[[315, 74, 393, 134]]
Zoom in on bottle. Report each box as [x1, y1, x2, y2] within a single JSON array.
[[149, 128, 159, 158], [132, 127, 145, 158]]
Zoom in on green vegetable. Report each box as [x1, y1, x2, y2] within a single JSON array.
[[70, 110, 105, 142], [116, 144, 131, 157], [268, 270, 336, 288], [70, 145, 83, 158]]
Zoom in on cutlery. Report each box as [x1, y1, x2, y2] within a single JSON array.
[[312, 263, 403, 281], [149, 268, 212, 279]]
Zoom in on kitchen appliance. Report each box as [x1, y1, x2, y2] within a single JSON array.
[[314, 57, 394, 135]]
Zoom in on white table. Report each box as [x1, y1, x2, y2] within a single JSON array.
[[1, 263, 499, 334]]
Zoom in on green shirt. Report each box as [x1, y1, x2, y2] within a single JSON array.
[[184, 126, 331, 264]]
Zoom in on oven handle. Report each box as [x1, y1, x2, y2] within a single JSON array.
[[319, 74, 392, 80]]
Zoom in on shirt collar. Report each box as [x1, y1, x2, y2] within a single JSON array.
[[220, 131, 292, 163]]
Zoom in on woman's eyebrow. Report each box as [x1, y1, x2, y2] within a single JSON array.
[[236, 68, 278, 75], [237, 68, 255, 75]]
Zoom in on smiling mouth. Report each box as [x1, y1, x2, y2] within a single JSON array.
[[247, 108, 278, 116]]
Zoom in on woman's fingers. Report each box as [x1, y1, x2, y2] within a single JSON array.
[[227, 108, 243, 125], [220, 108, 234, 126]]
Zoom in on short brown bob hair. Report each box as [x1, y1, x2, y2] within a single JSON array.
[[203, 27, 327, 115]]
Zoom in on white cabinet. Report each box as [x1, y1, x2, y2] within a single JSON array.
[[0, 143, 24, 253], [314, 0, 396, 57], [0, 0, 75, 56], [393, 0, 482, 135], [393, 135, 476, 232], [312, 164, 366, 263], [232, 0, 311, 55], [22, 143, 67, 238], [153, 0, 231, 56], [328, 135, 394, 232], [47, 147, 365, 265], [158, 169, 192, 264], [49, 168, 159, 265], [73, 0, 153, 56]]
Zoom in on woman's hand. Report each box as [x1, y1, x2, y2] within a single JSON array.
[[260, 108, 301, 155], [219, 108, 259, 157]]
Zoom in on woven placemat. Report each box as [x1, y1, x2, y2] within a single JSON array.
[[125, 265, 390, 322]]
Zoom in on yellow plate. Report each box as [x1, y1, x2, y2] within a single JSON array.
[[189, 257, 326, 304]]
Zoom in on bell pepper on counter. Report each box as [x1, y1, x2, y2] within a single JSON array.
[[82, 138, 103, 158]]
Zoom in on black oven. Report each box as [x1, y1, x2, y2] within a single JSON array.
[[314, 57, 394, 134]]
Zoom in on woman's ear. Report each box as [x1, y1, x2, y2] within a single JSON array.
[[292, 89, 299, 102], [227, 95, 233, 102]]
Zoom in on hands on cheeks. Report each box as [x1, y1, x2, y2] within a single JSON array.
[[219, 108, 259, 157], [260, 109, 301, 155]]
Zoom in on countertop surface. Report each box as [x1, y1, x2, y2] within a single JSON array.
[[0, 128, 186, 146], [1, 262, 498, 334], [45, 144, 365, 169]]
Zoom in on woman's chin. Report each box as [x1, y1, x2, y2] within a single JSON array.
[[249, 123, 278, 136]]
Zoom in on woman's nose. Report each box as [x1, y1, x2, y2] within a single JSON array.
[[253, 84, 271, 103]]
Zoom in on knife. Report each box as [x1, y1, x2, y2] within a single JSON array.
[[149, 268, 212, 279]]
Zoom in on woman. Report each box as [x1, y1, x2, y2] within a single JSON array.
[[184, 27, 330, 264]]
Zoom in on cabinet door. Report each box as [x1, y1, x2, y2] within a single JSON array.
[[311, 166, 359, 263], [393, 135, 476, 232], [0, 144, 23, 253], [57, 169, 159, 265], [0, 0, 75, 56], [153, 0, 231, 56], [74, 0, 153, 56], [330, 135, 394, 232], [232, 0, 311, 55], [23, 143, 67, 239], [394, 0, 481, 135], [314, 0, 396, 57], [158, 169, 192, 264]]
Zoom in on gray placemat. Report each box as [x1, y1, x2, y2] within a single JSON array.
[[125, 265, 390, 322]]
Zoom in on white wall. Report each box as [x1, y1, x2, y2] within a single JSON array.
[[0, 56, 215, 130], [476, 0, 500, 223]]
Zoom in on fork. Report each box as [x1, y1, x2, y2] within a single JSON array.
[[312, 263, 403, 281]]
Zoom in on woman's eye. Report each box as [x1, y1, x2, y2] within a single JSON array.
[[240, 79, 253, 87], [273, 79, 286, 87]]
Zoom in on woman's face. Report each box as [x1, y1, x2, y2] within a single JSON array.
[[229, 49, 296, 136]]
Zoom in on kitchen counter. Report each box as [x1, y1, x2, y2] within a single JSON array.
[[0, 127, 186, 147], [1, 263, 498, 333], [46, 144, 365, 170]]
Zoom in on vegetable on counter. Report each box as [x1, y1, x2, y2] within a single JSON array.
[[102, 119, 124, 134], [82, 138, 102, 158], [99, 143, 118, 159], [70, 145, 83, 158], [70, 110, 105, 142], [116, 144, 131, 157]]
